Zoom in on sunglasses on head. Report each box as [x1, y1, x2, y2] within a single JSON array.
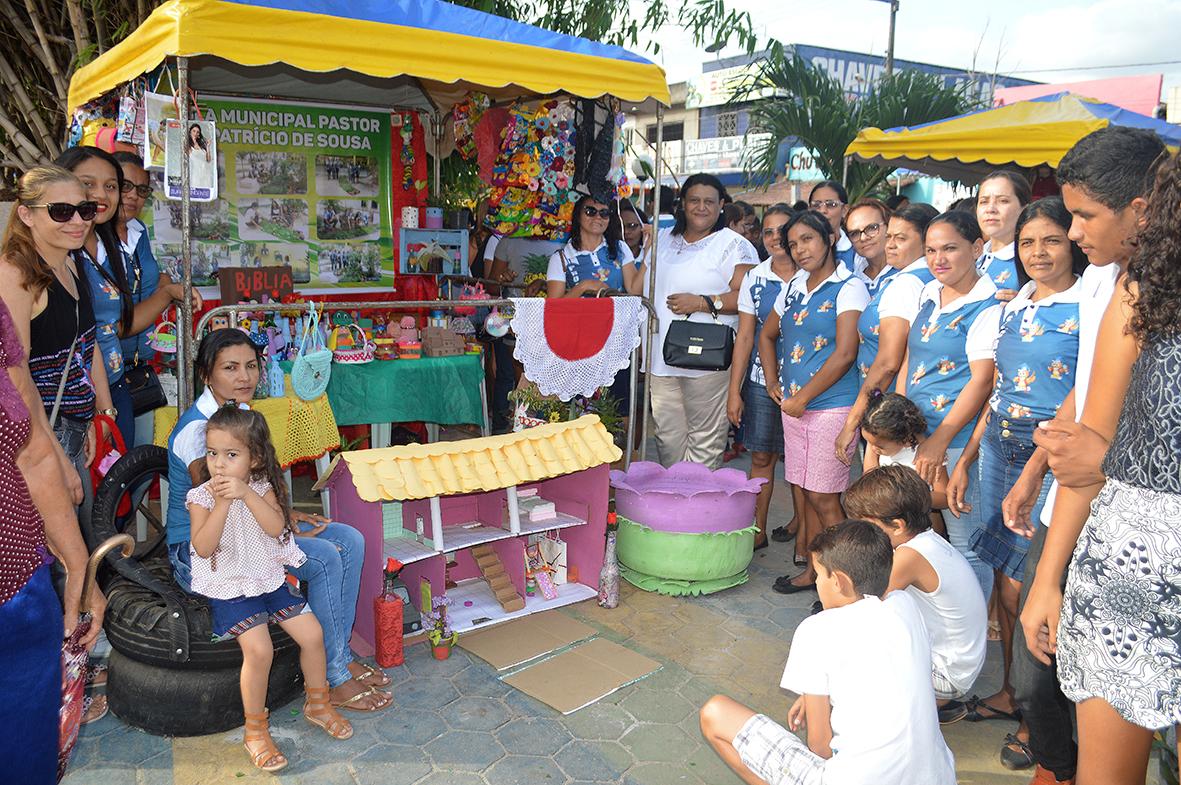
[[583, 206, 611, 219], [28, 201, 99, 222], [120, 181, 153, 198]]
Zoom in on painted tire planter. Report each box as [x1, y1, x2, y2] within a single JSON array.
[[610, 462, 765, 596]]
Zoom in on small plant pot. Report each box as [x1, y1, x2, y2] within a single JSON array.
[[431, 643, 452, 660], [424, 207, 444, 229]]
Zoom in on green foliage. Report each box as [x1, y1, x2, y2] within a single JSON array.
[[446, 0, 757, 55], [740, 44, 979, 201]]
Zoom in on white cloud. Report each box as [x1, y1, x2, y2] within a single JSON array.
[[646, 0, 1181, 95]]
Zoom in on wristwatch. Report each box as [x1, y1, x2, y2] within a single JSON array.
[[711, 295, 724, 313], [99, 407, 118, 418]]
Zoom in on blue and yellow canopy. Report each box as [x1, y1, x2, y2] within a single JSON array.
[[846, 92, 1181, 182], [68, 0, 670, 113]]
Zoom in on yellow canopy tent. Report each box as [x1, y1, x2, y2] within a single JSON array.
[[846, 91, 1181, 183], [68, 0, 670, 113], [66, 0, 670, 417]]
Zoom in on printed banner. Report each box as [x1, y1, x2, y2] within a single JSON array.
[[147, 96, 395, 294]]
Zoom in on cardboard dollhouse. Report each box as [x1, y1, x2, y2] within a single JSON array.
[[314, 415, 621, 650]]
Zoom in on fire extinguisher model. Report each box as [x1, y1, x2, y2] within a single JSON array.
[[375, 558, 405, 668]]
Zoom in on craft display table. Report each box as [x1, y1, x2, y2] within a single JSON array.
[[284, 354, 489, 444]]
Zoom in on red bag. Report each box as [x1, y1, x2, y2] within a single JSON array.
[[89, 414, 131, 516]]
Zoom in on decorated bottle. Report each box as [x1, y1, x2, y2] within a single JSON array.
[[598, 510, 620, 609]]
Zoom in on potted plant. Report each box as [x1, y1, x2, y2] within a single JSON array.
[[424, 194, 445, 229], [423, 595, 457, 659]]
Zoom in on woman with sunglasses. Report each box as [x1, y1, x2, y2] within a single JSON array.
[[615, 199, 649, 263], [546, 195, 638, 298], [808, 180, 862, 271], [547, 194, 641, 421], [834, 203, 940, 464], [112, 152, 202, 445], [0, 165, 112, 529], [645, 173, 758, 469]]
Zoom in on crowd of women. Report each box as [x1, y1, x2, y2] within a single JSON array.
[[538, 127, 1180, 784], [3, 121, 1180, 782], [644, 129, 1177, 785]]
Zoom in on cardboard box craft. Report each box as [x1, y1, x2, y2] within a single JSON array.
[[422, 325, 465, 357]]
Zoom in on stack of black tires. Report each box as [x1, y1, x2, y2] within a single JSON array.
[[92, 446, 303, 736]]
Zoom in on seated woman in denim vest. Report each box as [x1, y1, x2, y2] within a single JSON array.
[[167, 329, 390, 712]]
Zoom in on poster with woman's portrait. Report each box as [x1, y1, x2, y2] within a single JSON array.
[[142, 91, 176, 170], [164, 119, 219, 202]]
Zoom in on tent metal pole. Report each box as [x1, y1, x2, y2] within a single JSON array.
[[639, 104, 663, 463], [178, 56, 194, 411], [432, 111, 442, 195]]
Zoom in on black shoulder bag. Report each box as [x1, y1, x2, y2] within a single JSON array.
[[118, 246, 167, 416], [662, 297, 734, 371]]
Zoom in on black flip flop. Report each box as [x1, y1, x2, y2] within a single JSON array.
[[964, 695, 1022, 723]]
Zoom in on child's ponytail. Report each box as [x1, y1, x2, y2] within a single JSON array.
[[861, 390, 929, 447]]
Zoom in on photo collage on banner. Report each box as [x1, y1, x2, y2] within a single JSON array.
[[147, 96, 394, 295]]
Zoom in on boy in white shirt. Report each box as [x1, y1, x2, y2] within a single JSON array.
[[843, 465, 987, 723], [700, 520, 955, 785]]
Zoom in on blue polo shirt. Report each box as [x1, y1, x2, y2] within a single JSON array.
[[737, 259, 789, 386], [119, 219, 162, 362], [776, 266, 870, 410], [79, 241, 129, 384], [978, 240, 1019, 293], [991, 279, 1082, 422], [906, 275, 1002, 448]]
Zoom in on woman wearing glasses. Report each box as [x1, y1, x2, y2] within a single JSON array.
[[646, 173, 758, 469], [835, 203, 940, 463], [112, 152, 202, 445], [808, 180, 861, 271], [0, 165, 112, 526], [546, 195, 638, 298]]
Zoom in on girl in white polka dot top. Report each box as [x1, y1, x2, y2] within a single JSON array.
[[187, 406, 352, 772]]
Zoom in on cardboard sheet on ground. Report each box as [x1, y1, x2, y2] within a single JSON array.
[[503, 638, 661, 714], [458, 611, 596, 670]]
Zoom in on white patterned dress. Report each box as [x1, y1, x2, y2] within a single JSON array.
[[1057, 335, 1181, 730]]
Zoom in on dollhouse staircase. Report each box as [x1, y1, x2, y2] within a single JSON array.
[[472, 545, 525, 613]]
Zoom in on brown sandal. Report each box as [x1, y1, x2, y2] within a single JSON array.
[[243, 710, 287, 773], [304, 685, 353, 739]]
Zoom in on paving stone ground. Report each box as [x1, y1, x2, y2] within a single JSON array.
[[61, 446, 1168, 785]]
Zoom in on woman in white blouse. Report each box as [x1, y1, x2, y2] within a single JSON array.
[[641, 173, 758, 468]]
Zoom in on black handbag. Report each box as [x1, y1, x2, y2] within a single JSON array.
[[124, 361, 167, 415], [122, 245, 167, 416], [662, 317, 735, 371]]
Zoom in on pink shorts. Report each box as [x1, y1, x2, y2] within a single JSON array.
[[782, 406, 856, 494]]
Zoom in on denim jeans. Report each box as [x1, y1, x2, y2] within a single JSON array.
[[976, 416, 1053, 581], [942, 445, 993, 603], [1012, 524, 1078, 780], [52, 416, 93, 539], [289, 523, 365, 688], [169, 522, 365, 688]]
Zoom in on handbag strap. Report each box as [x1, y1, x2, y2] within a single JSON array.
[[49, 295, 81, 429]]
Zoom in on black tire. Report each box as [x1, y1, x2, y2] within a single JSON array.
[[90, 444, 169, 561], [106, 647, 303, 736], [103, 557, 298, 670]]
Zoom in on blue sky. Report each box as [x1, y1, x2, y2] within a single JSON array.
[[650, 0, 1181, 97]]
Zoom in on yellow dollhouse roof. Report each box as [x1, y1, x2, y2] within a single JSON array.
[[313, 415, 621, 502]]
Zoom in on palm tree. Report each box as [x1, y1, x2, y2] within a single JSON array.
[[740, 44, 980, 201]]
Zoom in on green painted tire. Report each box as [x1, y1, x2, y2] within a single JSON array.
[[615, 517, 756, 596]]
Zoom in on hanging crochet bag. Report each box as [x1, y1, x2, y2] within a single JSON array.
[[291, 303, 332, 400]]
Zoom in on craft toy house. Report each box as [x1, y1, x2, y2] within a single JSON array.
[[314, 415, 620, 650]]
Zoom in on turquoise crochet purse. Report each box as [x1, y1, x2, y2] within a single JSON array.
[[290, 303, 331, 401]]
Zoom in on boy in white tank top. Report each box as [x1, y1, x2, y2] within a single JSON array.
[[844, 465, 987, 721]]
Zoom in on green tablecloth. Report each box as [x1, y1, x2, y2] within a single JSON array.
[[281, 355, 485, 426]]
